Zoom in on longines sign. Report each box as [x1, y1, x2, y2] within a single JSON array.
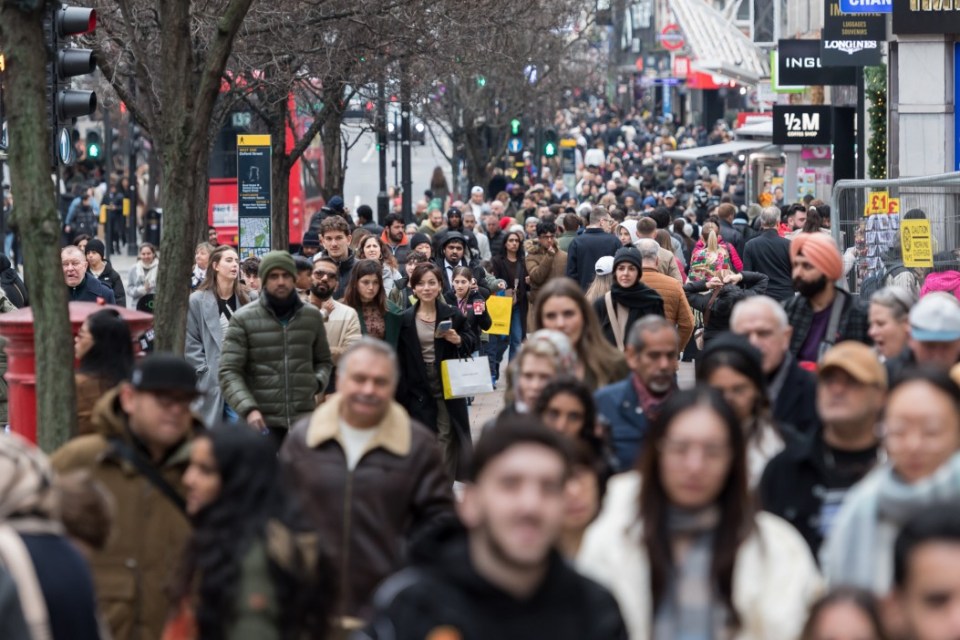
[[893, 0, 960, 33], [822, 0, 885, 66], [777, 39, 857, 85]]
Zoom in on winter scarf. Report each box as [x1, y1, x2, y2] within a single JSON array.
[[610, 281, 663, 311], [653, 505, 727, 640], [822, 452, 960, 592]]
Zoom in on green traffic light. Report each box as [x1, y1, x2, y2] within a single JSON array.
[[476, 76, 486, 87], [544, 142, 556, 157], [87, 142, 101, 158], [510, 118, 522, 136]]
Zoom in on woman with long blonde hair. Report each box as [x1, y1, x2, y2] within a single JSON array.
[[532, 278, 628, 391], [688, 222, 733, 282]]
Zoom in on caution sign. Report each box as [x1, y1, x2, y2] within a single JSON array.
[[901, 219, 933, 268]]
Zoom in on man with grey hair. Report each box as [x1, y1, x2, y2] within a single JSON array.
[[636, 238, 694, 349], [594, 316, 679, 470], [743, 206, 794, 301], [62, 245, 116, 303], [565, 205, 622, 289], [280, 337, 454, 629], [731, 295, 820, 433]]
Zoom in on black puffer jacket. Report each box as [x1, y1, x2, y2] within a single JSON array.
[[93, 261, 126, 308]]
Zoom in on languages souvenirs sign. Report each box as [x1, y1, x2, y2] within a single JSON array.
[[777, 39, 857, 85], [822, 0, 885, 66], [773, 106, 833, 145]]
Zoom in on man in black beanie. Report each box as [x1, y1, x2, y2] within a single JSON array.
[[220, 250, 333, 447]]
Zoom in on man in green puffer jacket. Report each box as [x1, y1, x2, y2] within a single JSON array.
[[220, 251, 332, 447]]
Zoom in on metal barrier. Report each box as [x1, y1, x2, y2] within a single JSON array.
[[831, 172, 960, 294]]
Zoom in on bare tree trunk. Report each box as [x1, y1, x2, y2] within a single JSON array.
[[0, 0, 77, 449], [322, 110, 345, 200], [147, 0, 255, 352], [272, 148, 292, 250]]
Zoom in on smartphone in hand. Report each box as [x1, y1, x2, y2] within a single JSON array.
[[437, 319, 453, 333]]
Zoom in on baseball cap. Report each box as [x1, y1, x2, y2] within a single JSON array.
[[819, 341, 887, 389], [471, 186, 484, 195], [910, 292, 960, 342], [130, 354, 201, 396], [594, 255, 614, 276]]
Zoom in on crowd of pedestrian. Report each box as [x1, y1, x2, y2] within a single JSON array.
[[2, 103, 960, 640]]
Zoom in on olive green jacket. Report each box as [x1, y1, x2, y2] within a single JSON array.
[[219, 295, 332, 429]]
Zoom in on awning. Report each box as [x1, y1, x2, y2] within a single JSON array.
[[733, 120, 773, 139], [668, 0, 769, 85], [663, 140, 772, 162]]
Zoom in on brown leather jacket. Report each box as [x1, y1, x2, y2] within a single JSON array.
[[279, 396, 455, 625]]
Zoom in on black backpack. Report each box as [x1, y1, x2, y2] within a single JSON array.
[[73, 206, 97, 237]]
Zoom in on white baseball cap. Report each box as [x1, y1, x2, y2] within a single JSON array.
[[595, 255, 614, 276], [471, 186, 484, 195]]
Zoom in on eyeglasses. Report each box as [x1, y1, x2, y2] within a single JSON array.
[[658, 439, 731, 463], [881, 421, 951, 449]]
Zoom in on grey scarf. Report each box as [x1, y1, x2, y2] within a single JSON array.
[[653, 505, 730, 640], [823, 452, 960, 589]]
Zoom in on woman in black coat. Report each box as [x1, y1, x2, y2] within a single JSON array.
[[396, 263, 477, 481], [0, 254, 27, 308], [593, 248, 664, 348], [684, 270, 768, 346]]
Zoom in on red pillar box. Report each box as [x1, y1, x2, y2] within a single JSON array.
[[0, 302, 154, 444]]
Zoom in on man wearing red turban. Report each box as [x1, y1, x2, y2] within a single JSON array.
[[783, 232, 871, 366]]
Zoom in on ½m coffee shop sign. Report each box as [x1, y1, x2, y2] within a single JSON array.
[[893, 0, 960, 33], [773, 106, 833, 145]]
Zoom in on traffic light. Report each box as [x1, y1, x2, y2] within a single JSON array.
[[47, 3, 98, 165], [85, 130, 101, 159], [543, 128, 558, 157], [510, 117, 522, 137]]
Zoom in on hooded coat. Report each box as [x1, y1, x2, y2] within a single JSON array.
[[0, 255, 27, 308], [51, 388, 200, 640]]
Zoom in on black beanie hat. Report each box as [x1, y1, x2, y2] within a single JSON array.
[[409, 233, 431, 252], [613, 247, 643, 273], [84, 238, 105, 260], [696, 332, 766, 393]]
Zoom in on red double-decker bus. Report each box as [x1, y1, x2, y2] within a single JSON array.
[[207, 96, 325, 247]]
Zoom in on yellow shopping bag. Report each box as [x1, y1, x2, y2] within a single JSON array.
[[486, 295, 512, 336]]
